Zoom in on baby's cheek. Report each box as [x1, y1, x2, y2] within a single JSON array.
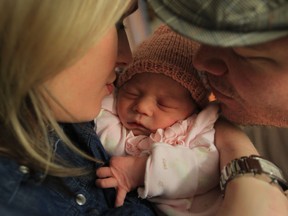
[[156, 116, 178, 129]]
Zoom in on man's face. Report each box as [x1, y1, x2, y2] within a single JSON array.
[[193, 36, 288, 127]]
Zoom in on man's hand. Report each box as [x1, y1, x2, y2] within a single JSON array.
[[215, 118, 258, 169], [96, 155, 148, 207]]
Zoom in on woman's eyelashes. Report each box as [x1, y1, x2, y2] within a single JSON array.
[[116, 21, 126, 30]]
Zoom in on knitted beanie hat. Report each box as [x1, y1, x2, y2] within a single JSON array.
[[117, 24, 209, 108]]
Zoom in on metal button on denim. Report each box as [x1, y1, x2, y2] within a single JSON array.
[[19, 165, 30, 174], [75, 194, 86, 205]]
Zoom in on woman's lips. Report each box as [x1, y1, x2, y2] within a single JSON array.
[[106, 83, 114, 94]]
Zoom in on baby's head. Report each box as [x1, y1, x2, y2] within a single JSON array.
[[116, 25, 210, 136]]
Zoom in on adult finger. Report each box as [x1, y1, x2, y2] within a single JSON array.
[[115, 188, 127, 207], [96, 177, 118, 188], [96, 167, 112, 178]]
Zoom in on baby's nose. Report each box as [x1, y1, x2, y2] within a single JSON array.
[[133, 97, 154, 116]]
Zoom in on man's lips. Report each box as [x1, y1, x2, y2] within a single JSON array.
[[207, 76, 234, 100], [209, 83, 233, 101]]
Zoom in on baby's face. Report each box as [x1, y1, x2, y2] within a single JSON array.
[[117, 73, 197, 136]]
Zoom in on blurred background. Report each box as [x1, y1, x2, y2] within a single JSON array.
[[125, 0, 161, 51]]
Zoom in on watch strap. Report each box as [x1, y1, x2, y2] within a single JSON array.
[[220, 155, 288, 196]]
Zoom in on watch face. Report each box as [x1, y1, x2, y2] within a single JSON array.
[[258, 158, 283, 178]]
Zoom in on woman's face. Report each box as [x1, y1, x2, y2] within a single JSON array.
[[44, 1, 136, 123], [44, 27, 119, 122]]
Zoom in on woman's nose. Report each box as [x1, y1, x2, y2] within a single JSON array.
[[133, 97, 153, 116], [193, 44, 228, 76]]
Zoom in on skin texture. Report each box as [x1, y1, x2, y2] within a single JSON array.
[[43, 1, 137, 123], [215, 119, 288, 216], [96, 155, 148, 207], [43, 4, 135, 123], [117, 73, 197, 136], [44, 27, 118, 122], [193, 36, 288, 127]]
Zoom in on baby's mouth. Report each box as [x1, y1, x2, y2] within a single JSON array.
[[127, 122, 151, 134]]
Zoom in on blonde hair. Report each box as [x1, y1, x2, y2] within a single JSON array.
[[0, 0, 132, 176]]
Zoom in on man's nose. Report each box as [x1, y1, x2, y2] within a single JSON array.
[[193, 44, 228, 76]]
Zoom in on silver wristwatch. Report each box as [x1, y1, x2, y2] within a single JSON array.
[[220, 155, 288, 195]]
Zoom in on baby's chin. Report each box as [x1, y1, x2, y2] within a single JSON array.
[[131, 128, 151, 136]]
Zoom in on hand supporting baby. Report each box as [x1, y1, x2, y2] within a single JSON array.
[[214, 118, 259, 169], [96, 155, 148, 207]]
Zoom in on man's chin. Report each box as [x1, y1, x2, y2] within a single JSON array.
[[222, 109, 288, 128]]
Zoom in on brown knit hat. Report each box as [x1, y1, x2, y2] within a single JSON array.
[[117, 24, 209, 108]]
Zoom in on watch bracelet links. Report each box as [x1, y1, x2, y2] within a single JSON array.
[[220, 155, 288, 197]]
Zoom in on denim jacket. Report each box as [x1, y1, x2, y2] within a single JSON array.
[[0, 122, 155, 216]]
